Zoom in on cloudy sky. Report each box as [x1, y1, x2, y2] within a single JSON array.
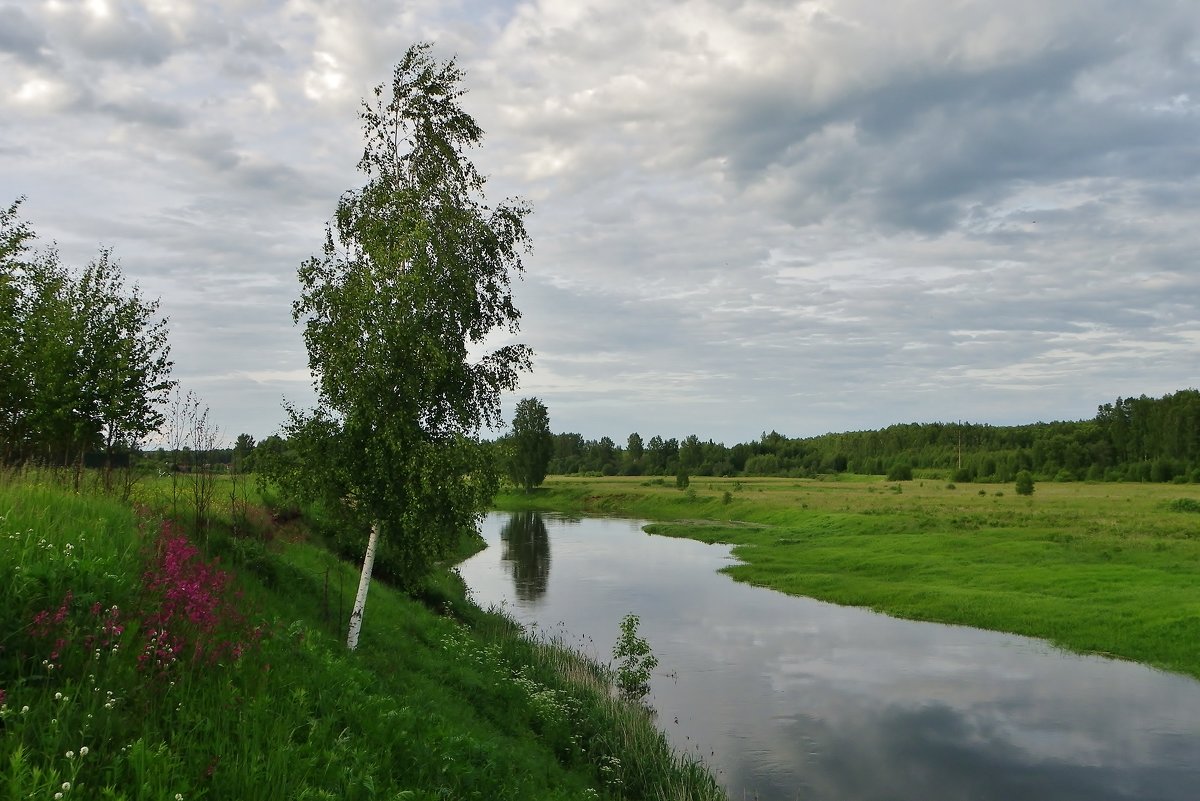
[[3, 0, 1198, 445]]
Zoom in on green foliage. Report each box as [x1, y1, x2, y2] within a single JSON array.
[[611, 614, 659, 703], [0, 474, 724, 801], [538, 389, 1200, 484], [232, 434, 256, 471], [0, 204, 174, 467], [1167, 498, 1200, 513], [1015, 470, 1035, 496], [508, 397, 553, 492], [282, 44, 531, 590], [675, 470, 689, 489], [886, 461, 913, 481], [624, 432, 644, 475]]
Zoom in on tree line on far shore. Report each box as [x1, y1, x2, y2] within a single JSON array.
[[148, 387, 1200, 489], [535, 389, 1200, 484]]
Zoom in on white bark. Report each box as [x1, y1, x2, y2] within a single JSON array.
[[346, 520, 379, 651]]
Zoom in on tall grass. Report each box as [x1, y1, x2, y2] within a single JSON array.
[[1, 473, 724, 800]]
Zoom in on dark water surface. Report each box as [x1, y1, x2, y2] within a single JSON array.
[[458, 512, 1200, 801]]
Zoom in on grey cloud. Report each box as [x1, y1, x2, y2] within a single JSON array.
[[0, 5, 53, 65], [97, 97, 187, 129], [7, 0, 1200, 443], [54, 8, 174, 67]]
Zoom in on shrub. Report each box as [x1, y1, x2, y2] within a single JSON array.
[[612, 614, 658, 703], [886, 462, 913, 481], [1015, 470, 1035, 496]]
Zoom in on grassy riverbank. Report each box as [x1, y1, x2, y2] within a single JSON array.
[[0, 472, 723, 800], [495, 475, 1200, 680]]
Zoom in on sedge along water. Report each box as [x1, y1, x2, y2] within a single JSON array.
[[457, 512, 1200, 801]]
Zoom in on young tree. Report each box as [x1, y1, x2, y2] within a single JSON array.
[[232, 433, 256, 471], [0, 199, 33, 460], [70, 249, 174, 476], [1, 205, 173, 470], [1015, 469, 1035, 496], [288, 43, 531, 650], [15, 250, 77, 463], [508, 396, 552, 492], [623, 431, 644, 475]]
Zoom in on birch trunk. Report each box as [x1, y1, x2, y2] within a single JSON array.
[[346, 520, 379, 651]]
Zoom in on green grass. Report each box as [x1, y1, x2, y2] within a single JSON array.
[[0, 471, 723, 800], [495, 475, 1200, 679]]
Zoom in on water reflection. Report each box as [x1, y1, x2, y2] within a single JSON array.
[[460, 513, 1200, 801], [498, 511, 551, 602]]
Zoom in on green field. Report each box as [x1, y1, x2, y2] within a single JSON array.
[[0, 471, 723, 800], [495, 475, 1200, 680]]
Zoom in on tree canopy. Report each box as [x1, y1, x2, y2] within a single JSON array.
[[507, 397, 552, 492], [1, 199, 174, 467], [282, 44, 532, 614]]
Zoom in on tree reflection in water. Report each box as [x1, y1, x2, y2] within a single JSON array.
[[499, 511, 551, 602]]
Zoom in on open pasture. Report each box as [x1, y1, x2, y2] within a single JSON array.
[[497, 475, 1200, 678]]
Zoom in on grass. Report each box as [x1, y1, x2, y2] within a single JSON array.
[[495, 475, 1200, 680], [0, 469, 724, 800]]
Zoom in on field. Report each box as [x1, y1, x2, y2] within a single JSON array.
[[495, 475, 1200, 679]]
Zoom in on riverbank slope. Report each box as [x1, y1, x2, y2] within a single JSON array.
[[495, 475, 1200, 680], [0, 473, 723, 800]]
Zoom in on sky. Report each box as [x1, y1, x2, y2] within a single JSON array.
[[3, 0, 1199, 446]]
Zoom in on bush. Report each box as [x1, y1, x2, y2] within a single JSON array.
[[1167, 498, 1200, 513], [1015, 470, 1035, 496], [886, 462, 913, 481], [612, 614, 658, 703]]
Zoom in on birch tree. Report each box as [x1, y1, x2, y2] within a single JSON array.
[[289, 43, 531, 650]]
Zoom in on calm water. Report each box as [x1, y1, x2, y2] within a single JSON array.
[[458, 512, 1200, 801]]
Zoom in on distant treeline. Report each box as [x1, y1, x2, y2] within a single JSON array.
[[545, 390, 1200, 483]]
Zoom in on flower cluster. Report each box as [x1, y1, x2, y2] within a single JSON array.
[[140, 520, 264, 670], [24, 519, 265, 686]]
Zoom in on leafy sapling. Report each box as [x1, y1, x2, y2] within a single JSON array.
[[612, 613, 658, 703]]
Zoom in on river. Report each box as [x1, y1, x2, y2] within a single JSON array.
[[457, 511, 1200, 801]]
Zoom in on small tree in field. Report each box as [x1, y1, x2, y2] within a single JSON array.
[[507, 397, 552, 492], [1015, 470, 1035, 496], [287, 43, 531, 650]]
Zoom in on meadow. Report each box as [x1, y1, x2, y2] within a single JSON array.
[[495, 474, 1200, 680], [0, 469, 724, 800]]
